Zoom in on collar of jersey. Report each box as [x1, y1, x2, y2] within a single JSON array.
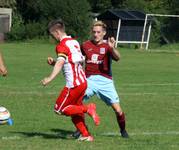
[[61, 35, 72, 41]]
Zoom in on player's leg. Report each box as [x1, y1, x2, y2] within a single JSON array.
[[70, 76, 101, 138], [96, 75, 129, 138], [69, 83, 96, 141], [62, 105, 100, 126], [83, 77, 96, 101], [54, 83, 99, 141], [61, 83, 100, 126], [71, 115, 91, 136], [53, 85, 90, 140], [70, 103, 100, 139], [111, 103, 129, 138], [54, 83, 87, 115]]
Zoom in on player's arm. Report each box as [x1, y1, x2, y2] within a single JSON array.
[[0, 52, 8, 76], [108, 37, 120, 61], [41, 59, 65, 86]]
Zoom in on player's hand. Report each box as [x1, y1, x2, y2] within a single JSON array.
[[47, 57, 55, 65], [0, 68, 7, 77], [108, 37, 116, 48], [41, 77, 51, 86]]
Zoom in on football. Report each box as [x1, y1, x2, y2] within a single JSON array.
[[0, 106, 10, 120], [0, 106, 13, 125]]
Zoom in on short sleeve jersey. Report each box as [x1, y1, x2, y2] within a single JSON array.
[[81, 40, 113, 79], [56, 36, 86, 88]]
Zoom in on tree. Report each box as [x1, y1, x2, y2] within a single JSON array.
[[38, 0, 92, 41], [87, 0, 112, 13], [162, 0, 179, 42], [0, 0, 17, 10], [111, 0, 125, 9], [16, 0, 41, 22], [13, 0, 91, 41]]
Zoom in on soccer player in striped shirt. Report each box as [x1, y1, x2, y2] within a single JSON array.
[[41, 19, 100, 141]]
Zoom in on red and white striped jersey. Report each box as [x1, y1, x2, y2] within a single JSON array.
[[56, 36, 86, 88]]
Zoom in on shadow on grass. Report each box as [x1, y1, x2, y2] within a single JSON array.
[[11, 128, 75, 139]]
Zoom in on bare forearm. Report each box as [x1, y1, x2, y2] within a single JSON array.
[[48, 61, 63, 80], [111, 48, 120, 61], [108, 37, 120, 61], [41, 60, 64, 86]]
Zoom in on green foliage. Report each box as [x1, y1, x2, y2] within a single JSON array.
[[88, 0, 112, 13], [38, 0, 92, 41], [6, 14, 26, 41], [161, 0, 179, 42], [14, 0, 92, 41], [0, 0, 17, 10], [25, 21, 47, 39], [5, 0, 179, 43], [7, 15, 48, 41], [87, 0, 125, 12], [16, 0, 42, 22], [123, 0, 146, 11], [111, 0, 125, 9]]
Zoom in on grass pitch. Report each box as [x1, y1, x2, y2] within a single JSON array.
[[0, 42, 179, 150]]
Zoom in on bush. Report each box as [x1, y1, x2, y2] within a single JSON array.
[[6, 16, 48, 41], [25, 21, 47, 39], [6, 14, 26, 41], [8, 0, 92, 42], [31, 0, 92, 41]]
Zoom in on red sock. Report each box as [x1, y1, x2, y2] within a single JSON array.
[[62, 105, 88, 116], [71, 115, 89, 137], [116, 112, 126, 131]]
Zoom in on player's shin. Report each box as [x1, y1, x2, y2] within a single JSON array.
[[116, 112, 129, 138], [71, 115, 89, 137], [116, 112, 126, 131]]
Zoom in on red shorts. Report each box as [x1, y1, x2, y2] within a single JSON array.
[[54, 82, 87, 114]]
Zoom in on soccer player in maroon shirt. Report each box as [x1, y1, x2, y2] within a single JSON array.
[[41, 19, 100, 141], [74, 20, 129, 138], [0, 51, 8, 76]]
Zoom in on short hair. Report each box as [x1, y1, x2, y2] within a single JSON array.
[[48, 19, 65, 33], [92, 20, 107, 31]]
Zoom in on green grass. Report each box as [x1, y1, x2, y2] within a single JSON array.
[[0, 42, 179, 150]]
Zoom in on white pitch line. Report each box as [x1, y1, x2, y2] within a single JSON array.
[[1, 83, 179, 89], [1, 135, 21, 140], [0, 91, 57, 95], [1, 91, 179, 96], [101, 131, 179, 136], [120, 92, 157, 96], [122, 83, 179, 86]]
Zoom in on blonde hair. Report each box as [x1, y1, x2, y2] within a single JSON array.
[[92, 20, 107, 31]]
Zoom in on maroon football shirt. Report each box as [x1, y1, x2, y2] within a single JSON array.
[[81, 40, 113, 79]]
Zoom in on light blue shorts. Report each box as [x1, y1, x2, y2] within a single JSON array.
[[84, 75, 120, 105]]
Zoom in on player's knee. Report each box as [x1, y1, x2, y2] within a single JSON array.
[[54, 110, 63, 115], [61, 109, 70, 116], [112, 106, 123, 115], [111, 103, 122, 114], [114, 110, 123, 116]]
